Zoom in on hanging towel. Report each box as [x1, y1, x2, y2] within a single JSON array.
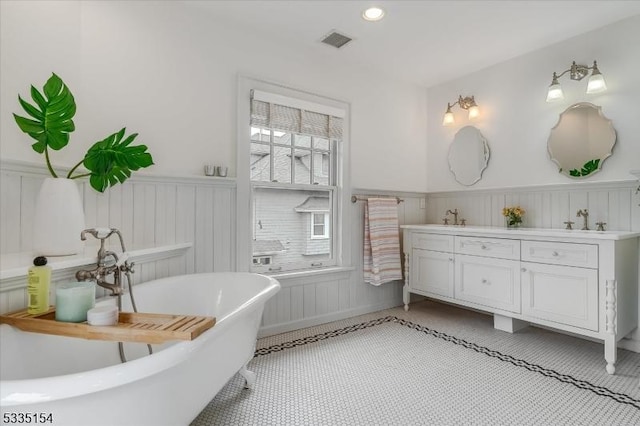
[[363, 198, 403, 286]]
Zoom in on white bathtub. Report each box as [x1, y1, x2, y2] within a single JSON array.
[[0, 272, 280, 426]]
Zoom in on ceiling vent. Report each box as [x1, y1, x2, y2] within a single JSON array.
[[321, 30, 353, 49]]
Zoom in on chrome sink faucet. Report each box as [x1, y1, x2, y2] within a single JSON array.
[[446, 208, 460, 226], [75, 228, 133, 296], [576, 209, 589, 230]]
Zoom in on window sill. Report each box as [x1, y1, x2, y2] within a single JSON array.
[[265, 265, 354, 280]]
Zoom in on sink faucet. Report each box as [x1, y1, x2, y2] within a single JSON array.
[[446, 209, 459, 226], [576, 209, 589, 230], [75, 228, 133, 296]]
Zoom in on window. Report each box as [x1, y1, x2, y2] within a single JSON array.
[[252, 256, 273, 266], [248, 88, 345, 273], [311, 213, 329, 239]]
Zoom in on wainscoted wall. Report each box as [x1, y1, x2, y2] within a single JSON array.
[[0, 162, 427, 337], [259, 190, 428, 337], [0, 160, 235, 313], [425, 180, 640, 230], [424, 179, 640, 349]]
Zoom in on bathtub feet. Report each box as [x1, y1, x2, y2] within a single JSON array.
[[239, 364, 256, 389]]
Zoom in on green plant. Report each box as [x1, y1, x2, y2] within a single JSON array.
[[569, 159, 600, 177], [13, 73, 153, 192]]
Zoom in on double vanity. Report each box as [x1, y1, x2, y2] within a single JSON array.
[[401, 224, 640, 374]]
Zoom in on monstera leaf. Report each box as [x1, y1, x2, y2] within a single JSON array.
[[83, 128, 154, 192], [13, 73, 76, 156], [569, 159, 601, 177], [14, 73, 154, 188]]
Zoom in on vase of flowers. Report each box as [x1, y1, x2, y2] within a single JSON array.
[[502, 206, 525, 228]]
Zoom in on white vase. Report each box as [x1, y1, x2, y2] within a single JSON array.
[[33, 178, 86, 256]]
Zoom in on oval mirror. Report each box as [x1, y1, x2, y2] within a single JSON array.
[[548, 102, 616, 178], [448, 126, 490, 186]]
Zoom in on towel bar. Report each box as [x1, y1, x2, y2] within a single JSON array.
[[351, 195, 403, 204]]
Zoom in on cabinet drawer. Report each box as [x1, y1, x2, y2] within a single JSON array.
[[455, 236, 520, 260], [521, 262, 598, 331], [412, 233, 454, 253], [454, 254, 521, 313], [521, 240, 598, 268]]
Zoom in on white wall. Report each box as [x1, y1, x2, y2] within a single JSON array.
[[0, 0, 428, 193], [423, 15, 640, 351], [426, 15, 640, 192]]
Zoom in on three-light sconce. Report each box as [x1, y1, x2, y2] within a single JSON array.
[[442, 95, 479, 126], [546, 60, 607, 102]]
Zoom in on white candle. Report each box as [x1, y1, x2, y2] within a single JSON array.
[[55, 282, 96, 322]]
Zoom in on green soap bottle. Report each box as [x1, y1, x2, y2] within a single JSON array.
[[27, 256, 51, 315]]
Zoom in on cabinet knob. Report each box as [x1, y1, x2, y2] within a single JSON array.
[[481, 245, 487, 250], [481, 278, 488, 284], [552, 251, 559, 257], [521, 267, 527, 272], [449, 257, 454, 262]]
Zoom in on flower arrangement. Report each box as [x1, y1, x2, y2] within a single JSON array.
[[502, 206, 525, 228]]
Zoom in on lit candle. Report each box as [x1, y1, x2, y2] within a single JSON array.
[[55, 282, 96, 322]]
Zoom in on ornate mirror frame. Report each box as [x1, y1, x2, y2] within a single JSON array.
[[547, 102, 616, 178], [447, 125, 490, 186]]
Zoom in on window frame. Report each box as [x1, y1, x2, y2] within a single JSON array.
[[237, 76, 351, 275], [311, 213, 330, 239]]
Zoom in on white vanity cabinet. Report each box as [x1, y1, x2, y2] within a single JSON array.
[[455, 254, 521, 313], [521, 261, 598, 331], [401, 225, 640, 374], [410, 233, 454, 297]]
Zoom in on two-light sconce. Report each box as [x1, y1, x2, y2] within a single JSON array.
[[546, 60, 607, 102], [442, 95, 479, 126]]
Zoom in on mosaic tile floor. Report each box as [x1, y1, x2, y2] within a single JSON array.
[[191, 300, 640, 425]]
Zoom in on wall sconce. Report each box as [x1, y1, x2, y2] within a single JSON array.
[[546, 60, 607, 102], [442, 95, 479, 126]]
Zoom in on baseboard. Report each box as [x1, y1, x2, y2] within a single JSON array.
[[257, 298, 403, 338], [618, 338, 640, 353], [530, 324, 640, 354]]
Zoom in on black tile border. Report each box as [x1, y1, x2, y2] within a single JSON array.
[[254, 316, 640, 409]]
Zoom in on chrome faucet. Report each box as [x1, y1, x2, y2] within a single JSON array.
[[76, 228, 133, 296], [446, 209, 460, 226], [576, 209, 589, 230]]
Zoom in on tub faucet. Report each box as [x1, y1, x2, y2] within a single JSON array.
[[76, 228, 133, 296], [446, 209, 460, 226], [576, 209, 589, 230]]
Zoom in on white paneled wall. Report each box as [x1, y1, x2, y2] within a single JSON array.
[[0, 160, 235, 311], [425, 180, 640, 231], [259, 191, 428, 336], [1, 161, 426, 336]]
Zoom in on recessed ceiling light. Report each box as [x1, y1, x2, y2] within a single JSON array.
[[362, 7, 385, 22]]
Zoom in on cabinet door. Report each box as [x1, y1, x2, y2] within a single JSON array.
[[521, 262, 598, 331], [411, 249, 454, 298], [454, 254, 521, 313]]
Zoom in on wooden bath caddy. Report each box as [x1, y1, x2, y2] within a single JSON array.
[[0, 307, 216, 344]]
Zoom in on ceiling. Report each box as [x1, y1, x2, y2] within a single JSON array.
[[184, 1, 640, 88]]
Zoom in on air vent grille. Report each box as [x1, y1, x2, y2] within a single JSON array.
[[321, 31, 352, 49]]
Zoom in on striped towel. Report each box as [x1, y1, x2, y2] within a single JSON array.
[[363, 198, 403, 286]]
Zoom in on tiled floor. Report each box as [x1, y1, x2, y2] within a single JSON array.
[[192, 300, 640, 425]]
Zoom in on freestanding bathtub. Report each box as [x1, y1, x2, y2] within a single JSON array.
[[0, 272, 280, 426]]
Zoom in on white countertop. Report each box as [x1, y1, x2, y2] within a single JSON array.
[[400, 224, 640, 241]]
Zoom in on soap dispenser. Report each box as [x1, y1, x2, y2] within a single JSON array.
[[27, 256, 51, 314]]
